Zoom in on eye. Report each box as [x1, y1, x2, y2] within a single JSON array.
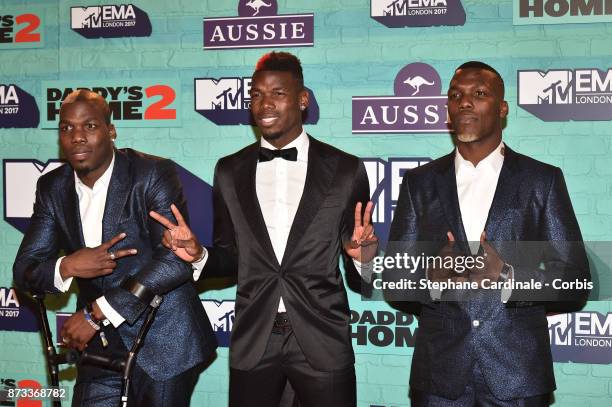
[[448, 92, 460, 99], [250, 91, 260, 98], [275, 91, 286, 96], [59, 124, 72, 132], [475, 89, 486, 97]]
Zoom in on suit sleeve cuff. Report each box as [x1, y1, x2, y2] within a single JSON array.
[[53, 257, 73, 292], [191, 247, 209, 281], [96, 296, 125, 328]]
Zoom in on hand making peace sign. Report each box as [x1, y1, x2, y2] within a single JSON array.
[[149, 204, 204, 263]]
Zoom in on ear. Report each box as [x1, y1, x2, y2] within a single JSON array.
[[299, 88, 309, 110], [109, 124, 117, 141], [499, 100, 509, 119]]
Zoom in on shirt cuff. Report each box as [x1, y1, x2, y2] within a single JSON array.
[[53, 257, 73, 292], [96, 296, 125, 328], [191, 247, 209, 281], [352, 258, 373, 282], [501, 268, 514, 304], [425, 268, 442, 301]]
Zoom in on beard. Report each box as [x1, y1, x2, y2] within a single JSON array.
[[454, 131, 480, 143], [260, 130, 282, 141]]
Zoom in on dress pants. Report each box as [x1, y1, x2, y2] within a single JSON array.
[[411, 362, 551, 407], [71, 321, 202, 407], [229, 313, 356, 407]]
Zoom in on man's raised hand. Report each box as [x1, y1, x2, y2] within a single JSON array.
[[59, 232, 137, 280], [344, 201, 378, 263], [149, 204, 203, 263]]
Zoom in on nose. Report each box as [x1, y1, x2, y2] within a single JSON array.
[[458, 94, 473, 110], [71, 126, 87, 144], [261, 94, 275, 110]]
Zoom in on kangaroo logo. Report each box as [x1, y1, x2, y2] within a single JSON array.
[[403, 76, 435, 96], [246, 0, 272, 16]]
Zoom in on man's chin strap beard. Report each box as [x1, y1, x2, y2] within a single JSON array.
[[261, 132, 282, 142]]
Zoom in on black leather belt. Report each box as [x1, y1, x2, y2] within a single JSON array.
[[272, 312, 291, 332]]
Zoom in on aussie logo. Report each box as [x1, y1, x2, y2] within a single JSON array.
[[70, 4, 151, 38], [203, 0, 314, 50], [0, 287, 40, 333], [194, 76, 319, 125], [42, 80, 180, 128], [202, 300, 235, 347], [3, 159, 214, 247], [370, 0, 466, 28], [353, 63, 451, 134], [362, 157, 431, 245], [0, 84, 39, 128], [518, 68, 612, 121], [548, 312, 612, 364], [350, 309, 417, 348], [0, 11, 43, 48], [514, 0, 612, 25]]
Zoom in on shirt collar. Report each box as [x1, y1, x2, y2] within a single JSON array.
[[454, 140, 504, 175], [260, 130, 309, 163], [74, 152, 115, 195]]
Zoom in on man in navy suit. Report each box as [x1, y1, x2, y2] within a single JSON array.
[[386, 61, 590, 406], [13, 90, 217, 406]]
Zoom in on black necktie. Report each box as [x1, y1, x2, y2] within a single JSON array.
[[258, 147, 298, 162]]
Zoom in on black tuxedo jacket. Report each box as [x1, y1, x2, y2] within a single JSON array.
[[203, 136, 370, 371], [386, 146, 590, 400], [13, 149, 217, 380]]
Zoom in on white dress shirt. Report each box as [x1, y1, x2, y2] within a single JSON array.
[[53, 153, 125, 327]]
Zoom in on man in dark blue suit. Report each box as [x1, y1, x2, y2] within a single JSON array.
[[13, 90, 217, 406], [386, 62, 590, 406]]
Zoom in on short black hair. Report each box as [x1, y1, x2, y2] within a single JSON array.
[[61, 89, 111, 124], [455, 61, 505, 96], [254, 51, 304, 88]]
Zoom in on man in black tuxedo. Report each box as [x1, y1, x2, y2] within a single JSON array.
[[385, 61, 590, 406], [150, 51, 377, 406], [13, 90, 217, 406]]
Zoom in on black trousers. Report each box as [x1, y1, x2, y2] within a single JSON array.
[[229, 314, 356, 407]]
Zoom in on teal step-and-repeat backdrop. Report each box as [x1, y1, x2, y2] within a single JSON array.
[[1, 1, 612, 406]]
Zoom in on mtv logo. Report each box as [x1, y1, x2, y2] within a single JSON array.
[[548, 313, 573, 346], [71, 7, 102, 29], [3, 160, 64, 232], [372, 0, 407, 17], [194, 78, 250, 111], [202, 300, 235, 347], [518, 70, 573, 105]]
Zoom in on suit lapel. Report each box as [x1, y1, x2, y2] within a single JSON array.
[[281, 137, 337, 267], [62, 167, 85, 248], [101, 150, 131, 242], [484, 146, 521, 239], [233, 143, 279, 266], [434, 152, 469, 243]]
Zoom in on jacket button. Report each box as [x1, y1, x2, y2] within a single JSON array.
[[472, 320, 480, 328]]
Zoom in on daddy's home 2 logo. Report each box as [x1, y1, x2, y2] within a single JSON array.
[[548, 312, 612, 364], [362, 157, 431, 245], [3, 159, 214, 246], [370, 0, 466, 28], [0, 9, 43, 49], [202, 300, 235, 347], [42, 80, 180, 128], [71, 4, 151, 38], [518, 67, 612, 121], [0, 84, 39, 128], [351, 309, 417, 349], [203, 0, 314, 50], [353, 63, 451, 134], [194, 76, 319, 125], [0, 287, 39, 333], [514, 0, 612, 25]]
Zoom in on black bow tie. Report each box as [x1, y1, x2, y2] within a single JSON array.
[[258, 147, 298, 162]]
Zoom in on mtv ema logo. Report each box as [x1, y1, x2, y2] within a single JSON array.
[[353, 62, 451, 133], [0, 10, 43, 48], [42, 80, 180, 128], [202, 300, 235, 347], [0, 84, 39, 128], [71, 4, 151, 38], [548, 312, 612, 364], [518, 68, 612, 121], [194, 76, 319, 125], [370, 0, 466, 27], [3, 159, 214, 246], [362, 157, 430, 244], [514, 0, 612, 25], [0, 287, 40, 333], [203, 0, 314, 50]]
